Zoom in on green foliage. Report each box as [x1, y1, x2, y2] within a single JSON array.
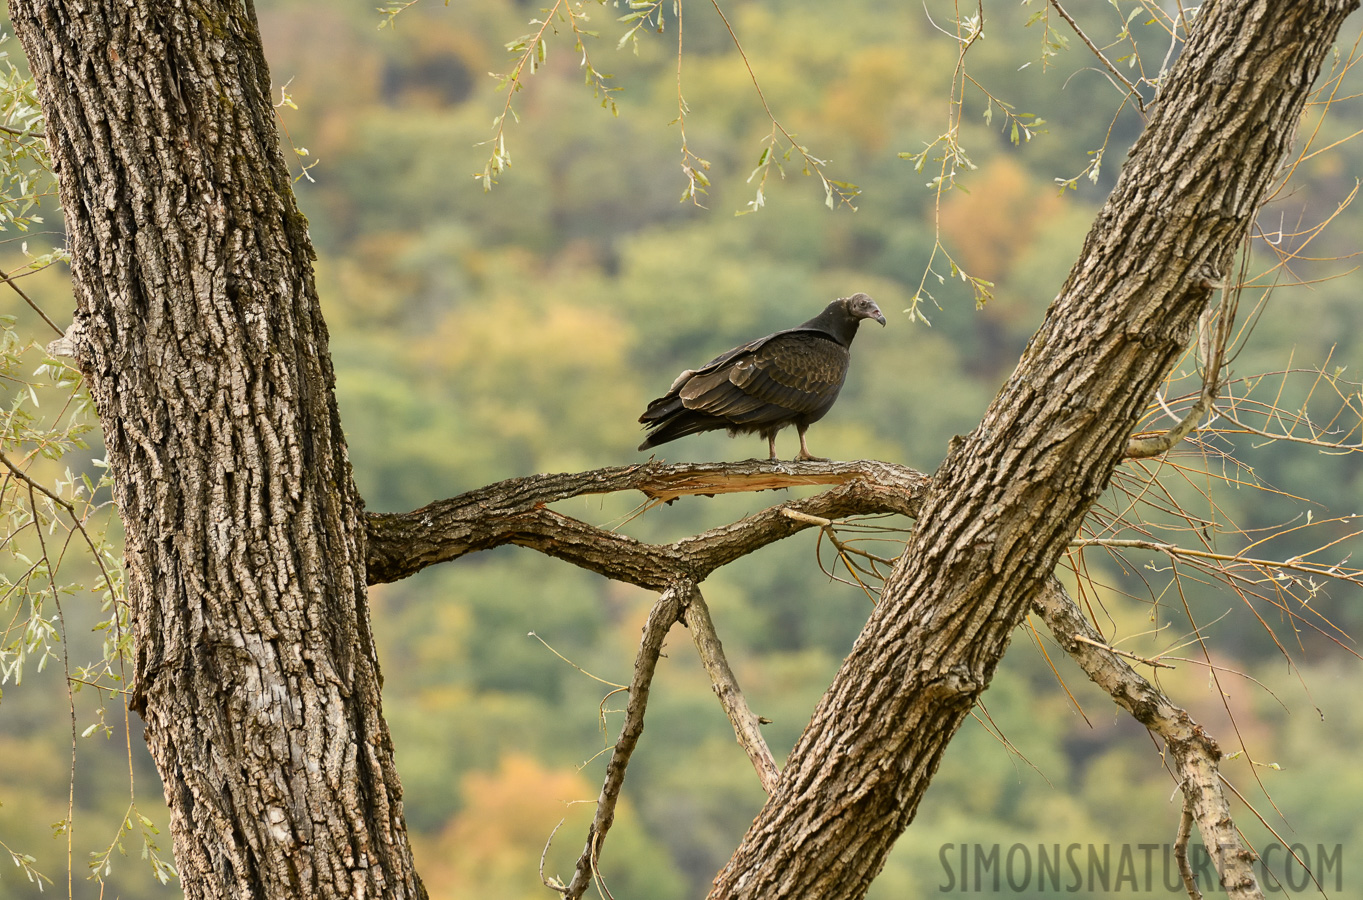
[[3, 1, 1363, 898], [285, 3, 1363, 894], [0, 33, 168, 894], [0, 315, 172, 896], [0, 34, 56, 235]]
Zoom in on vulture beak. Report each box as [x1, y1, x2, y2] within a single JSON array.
[[873, 311, 887, 326]]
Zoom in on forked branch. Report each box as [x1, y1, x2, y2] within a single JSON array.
[[373, 447, 1318, 900], [365, 459, 929, 586]]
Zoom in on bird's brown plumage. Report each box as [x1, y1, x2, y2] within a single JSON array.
[[637, 293, 885, 460]]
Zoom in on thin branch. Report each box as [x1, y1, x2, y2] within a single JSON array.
[[0, 122, 43, 138], [0, 449, 125, 613], [684, 587, 780, 793], [1175, 794, 1202, 900], [540, 818, 568, 891], [0, 263, 63, 336], [1126, 282, 1232, 458], [1048, 0, 1147, 113], [1072, 633, 1175, 669], [1032, 578, 1262, 900], [672, 0, 711, 206], [27, 483, 75, 896], [476, 0, 566, 189], [1070, 535, 1363, 588], [708, 0, 858, 210], [559, 580, 690, 899]]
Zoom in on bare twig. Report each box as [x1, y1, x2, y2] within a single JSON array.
[[26, 483, 75, 896], [0, 122, 43, 138], [0, 263, 63, 336], [1048, 0, 1147, 113], [1175, 794, 1203, 900], [1069, 535, 1363, 592], [1072, 633, 1175, 669], [540, 818, 567, 891], [1127, 283, 1232, 458], [559, 581, 690, 899], [684, 588, 780, 793]]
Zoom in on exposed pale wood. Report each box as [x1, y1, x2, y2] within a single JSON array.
[[365, 459, 929, 587], [640, 469, 859, 503]]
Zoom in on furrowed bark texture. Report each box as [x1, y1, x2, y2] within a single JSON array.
[[9, 1, 425, 898], [710, 3, 1356, 898]]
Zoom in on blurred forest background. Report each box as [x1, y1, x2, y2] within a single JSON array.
[[3, 1, 1363, 897]]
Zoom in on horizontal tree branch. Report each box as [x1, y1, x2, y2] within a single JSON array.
[[370, 453, 1261, 897], [365, 459, 929, 588]]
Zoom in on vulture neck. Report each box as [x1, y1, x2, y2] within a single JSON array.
[[800, 301, 861, 346]]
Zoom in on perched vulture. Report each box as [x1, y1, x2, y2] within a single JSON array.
[[637, 293, 886, 461]]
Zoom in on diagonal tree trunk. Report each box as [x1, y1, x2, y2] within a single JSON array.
[[708, 2, 1357, 898], [8, 1, 425, 897]]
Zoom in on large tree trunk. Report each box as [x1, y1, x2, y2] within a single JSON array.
[[709, 2, 1357, 898], [8, 1, 425, 897]]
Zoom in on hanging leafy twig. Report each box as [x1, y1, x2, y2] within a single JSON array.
[[653, 0, 711, 206], [272, 80, 319, 184], [1047, 0, 1146, 113], [477, 0, 621, 191], [901, 2, 1010, 315], [707, 0, 859, 213]]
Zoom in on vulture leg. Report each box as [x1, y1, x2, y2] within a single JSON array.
[[768, 433, 778, 460], [795, 425, 827, 462]]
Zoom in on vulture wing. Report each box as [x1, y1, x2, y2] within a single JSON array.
[[637, 293, 883, 458], [684, 332, 849, 425], [637, 330, 848, 449]]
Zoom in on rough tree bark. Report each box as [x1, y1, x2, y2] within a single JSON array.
[[8, 1, 425, 898], [708, 3, 1357, 899], [7, 0, 1356, 898]]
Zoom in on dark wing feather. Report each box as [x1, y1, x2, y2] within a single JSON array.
[[661, 332, 847, 427], [726, 334, 849, 423]]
